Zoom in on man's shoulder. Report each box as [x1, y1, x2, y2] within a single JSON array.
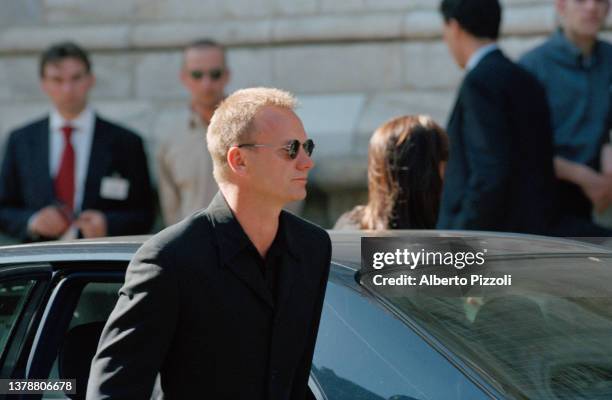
[[519, 36, 556, 66], [138, 211, 214, 262], [282, 211, 330, 246], [94, 115, 143, 144], [467, 51, 541, 93], [6, 116, 48, 142]]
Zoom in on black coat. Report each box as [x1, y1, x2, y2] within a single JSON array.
[[87, 193, 332, 399], [437, 49, 558, 234], [0, 115, 154, 240]]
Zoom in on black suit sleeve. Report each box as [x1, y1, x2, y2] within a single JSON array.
[[290, 233, 332, 400], [0, 132, 38, 240], [103, 134, 155, 236], [87, 242, 178, 400], [455, 77, 512, 229]]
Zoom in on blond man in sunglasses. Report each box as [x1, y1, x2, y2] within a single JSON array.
[[89, 87, 331, 400], [156, 39, 230, 226]]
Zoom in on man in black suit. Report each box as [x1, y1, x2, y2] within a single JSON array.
[[436, 0, 559, 234], [0, 42, 154, 241], [87, 87, 331, 399]]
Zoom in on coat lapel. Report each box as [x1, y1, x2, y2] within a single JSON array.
[[225, 257, 275, 309], [29, 118, 55, 202], [82, 116, 112, 209], [273, 214, 305, 321], [274, 250, 304, 321], [208, 193, 275, 309]]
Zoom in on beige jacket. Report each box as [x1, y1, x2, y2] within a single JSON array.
[[157, 110, 218, 226]]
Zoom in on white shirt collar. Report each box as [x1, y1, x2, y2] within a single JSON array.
[[466, 43, 499, 71], [50, 106, 95, 134]]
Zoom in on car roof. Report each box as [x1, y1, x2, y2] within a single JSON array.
[[0, 230, 610, 267]]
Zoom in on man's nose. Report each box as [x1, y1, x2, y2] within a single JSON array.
[[296, 148, 314, 171], [199, 76, 215, 88], [61, 81, 75, 93]]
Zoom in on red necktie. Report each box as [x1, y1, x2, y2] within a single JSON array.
[[54, 125, 75, 211]]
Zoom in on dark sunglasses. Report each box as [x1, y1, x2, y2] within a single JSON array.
[[238, 139, 315, 159], [189, 68, 224, 81]]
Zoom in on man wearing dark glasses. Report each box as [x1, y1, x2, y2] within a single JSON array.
[[89, 87, 331, 400], [157, 39, 230, 226]]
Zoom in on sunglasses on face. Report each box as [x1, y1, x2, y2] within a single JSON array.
[[237, 139, 315, 159], [189, 68, 224, 81]]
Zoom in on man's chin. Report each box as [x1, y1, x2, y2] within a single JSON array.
[[287, 189, 307, 203]]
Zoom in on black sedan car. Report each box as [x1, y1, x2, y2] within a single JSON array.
[[1, 231, 612, 400]]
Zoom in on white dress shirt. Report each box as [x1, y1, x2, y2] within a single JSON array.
[[49, 106, 95, 213]]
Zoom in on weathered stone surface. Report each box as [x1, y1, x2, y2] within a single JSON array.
[[224, 0, 276, 19], [89, 54, 134, 99], [273, 43, 402, 93], [0, 56, 44, 100], [402, 10, 442, 39], [366, 0, 434, 12], [0, 102, 49, 139], [356, 91, 456, 142], [148, 102, 189, 144], [44, 0, 135, 24], [134, 52, 186, 100], [296, 94, 366, 157], [0, 62, 9, 101], [132, 0, 227, 21], [133, 0, 277, 21], [272, 0, 318, 16], [0, 26, 130, 53], [402, 42, 463, 90], [502, 5, 555, 35], [310, 155, 368, 192], [319, 0, 366, 14], [502, 0, 547, 5], [95, 100, 156, 139], [1, 0, 43, 28], [500, 35, 547, 60], [226, 48, 274, 93], [131, 20, 273, 48], [0, 0, 604, 225], [272, 14, 403, 42]]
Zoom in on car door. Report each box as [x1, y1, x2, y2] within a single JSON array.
[[311, 264, 493, 400], [24, 264, 126, 400], [0, 263, 52, 384]]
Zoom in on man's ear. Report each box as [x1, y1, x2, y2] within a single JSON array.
[[226, 146, 248, 176], [448, 18, 461, 36]]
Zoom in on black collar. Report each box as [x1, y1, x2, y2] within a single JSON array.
[[206, 192, 300, 264]]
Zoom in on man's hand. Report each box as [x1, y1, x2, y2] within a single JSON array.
[[29, 205, 71, 238], [554, 156, 612, 213], [581, 173, 612, 214], [76, 210, 107, 238]]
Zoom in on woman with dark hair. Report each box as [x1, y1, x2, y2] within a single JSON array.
[[334, 115, 449, 230]]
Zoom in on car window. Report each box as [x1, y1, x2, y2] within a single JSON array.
[[43, 281, 122, 400], [366, 256, 612, 400], [0, 279, 36, 356], [67, 282, 122, 328], [312, 274, 488, 400]]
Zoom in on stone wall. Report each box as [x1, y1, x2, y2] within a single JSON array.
[[0, 0, 609, 228]]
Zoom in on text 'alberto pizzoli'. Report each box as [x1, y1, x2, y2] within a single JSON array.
[[370, 248, 512, 287]]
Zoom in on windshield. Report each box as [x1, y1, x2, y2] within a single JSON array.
[[362, 255, 612, 400]]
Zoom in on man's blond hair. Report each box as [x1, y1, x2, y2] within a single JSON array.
[[207, 87, 297, 183]]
